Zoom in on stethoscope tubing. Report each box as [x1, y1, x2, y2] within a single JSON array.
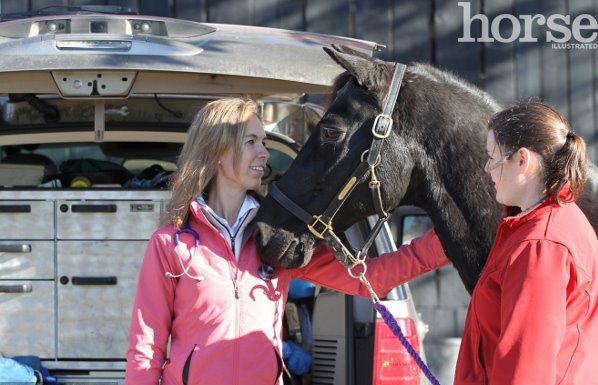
[[164, 225, 204, 281], [164, 223, 275, 282]]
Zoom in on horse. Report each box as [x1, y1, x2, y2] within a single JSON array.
[[253, 46, 598, 294]]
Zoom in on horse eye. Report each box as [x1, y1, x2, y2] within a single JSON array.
[[321, 126, 345, 143]]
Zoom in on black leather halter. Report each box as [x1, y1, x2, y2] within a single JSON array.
[[268, 63, 407, 271]]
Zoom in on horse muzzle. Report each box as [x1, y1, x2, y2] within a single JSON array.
[[253, 222, 315, 269]]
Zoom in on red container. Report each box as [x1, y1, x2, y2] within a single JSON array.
[[372, 317, 421, 385]]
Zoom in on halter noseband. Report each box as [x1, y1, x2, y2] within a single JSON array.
[[268, 63, 407, 271]]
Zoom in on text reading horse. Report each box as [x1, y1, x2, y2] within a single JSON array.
[[254, 46, 598, 294]]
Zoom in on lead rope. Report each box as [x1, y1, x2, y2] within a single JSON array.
[[353, 267, 442, 385]]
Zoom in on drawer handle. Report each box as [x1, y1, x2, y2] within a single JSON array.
[[71, 276, 118, 285], [71, 204, 117, 213], [0, 205, 31, 213], [0, 244, 32, 253], [0, 284, 33, 293]]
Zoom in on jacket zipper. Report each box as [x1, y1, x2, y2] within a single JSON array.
[[232, 237, 241, 385], [234, 278, 241, 385], [480, 222, 505, 277], [200, 207, 253, 385]]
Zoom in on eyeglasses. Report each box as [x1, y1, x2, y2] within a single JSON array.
[[485, 153, 512, 172]]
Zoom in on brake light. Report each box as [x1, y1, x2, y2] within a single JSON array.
[[372, 317, 421, 385]]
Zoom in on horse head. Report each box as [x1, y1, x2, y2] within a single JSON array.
[[254, 46, 502, 293]]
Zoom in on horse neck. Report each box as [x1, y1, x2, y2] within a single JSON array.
[[406, 167, 500, 293]]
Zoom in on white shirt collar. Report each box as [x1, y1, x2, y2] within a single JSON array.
[[197, 194, 259, 236]]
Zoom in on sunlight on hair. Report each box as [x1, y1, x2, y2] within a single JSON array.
[[163, 98, 258, 228]]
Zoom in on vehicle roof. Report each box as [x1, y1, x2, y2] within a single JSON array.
[[0, 14, 378, 98]]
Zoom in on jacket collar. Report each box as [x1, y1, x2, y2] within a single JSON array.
[[501, 183, 573, 227], [196, 194, 258, 234], [188, 196, 259, 241]]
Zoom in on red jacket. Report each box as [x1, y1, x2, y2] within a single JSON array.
[[125, 200, 448, 385], [455, 192, 598, 385]]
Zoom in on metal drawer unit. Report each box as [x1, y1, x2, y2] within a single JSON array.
[[0, 281, 55, 357], [0, 241, 54, 279], [0, 191, 169, 363], [52, 194, 166, 359], [0, 200, 55, 358], [57, 200, 160, 240], [56, 240, 145, 358], [0, 201, 54, 239]]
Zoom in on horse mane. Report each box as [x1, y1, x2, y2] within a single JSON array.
[[330, 62, 500, 114], [408, 63, 502, 112]]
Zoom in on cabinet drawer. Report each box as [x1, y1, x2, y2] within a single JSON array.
[[57, 240, 145, 358], [0, 201, 54, 239], [57, 201, 159, 240], [0, 281, 55, 358], [0, 241, 54, 279]]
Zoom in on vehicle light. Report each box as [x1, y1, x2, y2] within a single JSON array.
[[56, 40, 132, 51], [47, 23, 58, 32], [141, 22, 151, 33], [372, 317, 421, 385]]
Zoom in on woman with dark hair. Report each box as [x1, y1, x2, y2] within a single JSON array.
[[455, 101, 598, 385]]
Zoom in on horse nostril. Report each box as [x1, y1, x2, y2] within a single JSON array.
[[296, 242, 304, 254]]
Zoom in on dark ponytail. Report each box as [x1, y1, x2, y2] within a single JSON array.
[[489, 102, 588, 203], [545, 131, 587, 201]]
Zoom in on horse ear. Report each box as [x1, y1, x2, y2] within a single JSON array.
[[323, 46, 376, 88], [330, 44, 375, 61]]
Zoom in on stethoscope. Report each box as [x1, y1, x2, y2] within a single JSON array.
[[164, 223, 275, 281], [164, 225, 204, 281]]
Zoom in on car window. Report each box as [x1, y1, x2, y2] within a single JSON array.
[[1, 143, 122, 168]]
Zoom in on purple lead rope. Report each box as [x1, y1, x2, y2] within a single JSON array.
[[373, 302, 442, 385]]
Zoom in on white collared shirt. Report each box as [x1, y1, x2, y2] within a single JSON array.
[[197, 194, 259, 262]]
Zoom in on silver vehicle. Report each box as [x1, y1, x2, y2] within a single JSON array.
[[0, 6, 430, 385]]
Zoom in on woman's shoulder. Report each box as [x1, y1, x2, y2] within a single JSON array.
[[149, 223, 178, 245], [505, 203, 595, 259], [539, 203, 597, 271], [515, 202, 592, 240], [544, 202, 595, 240]]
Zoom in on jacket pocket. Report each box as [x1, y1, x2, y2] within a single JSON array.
[[182, 345, 197, 385], [473, 331, 487, 385]]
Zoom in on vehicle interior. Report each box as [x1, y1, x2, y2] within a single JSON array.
[[0, 95, 311, 192]]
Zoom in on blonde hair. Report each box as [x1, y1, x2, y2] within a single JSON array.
[[163, 98, 259, 228]]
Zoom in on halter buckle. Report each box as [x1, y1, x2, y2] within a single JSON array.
[[308, 215, 333, 239], [372, 114, 393, 139]]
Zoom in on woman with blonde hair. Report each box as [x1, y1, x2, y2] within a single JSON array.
[[125, 98, 448, 385]]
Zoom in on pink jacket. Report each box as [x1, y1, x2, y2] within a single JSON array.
[[125, 201, 448, 385]]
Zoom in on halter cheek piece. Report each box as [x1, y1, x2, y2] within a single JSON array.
[[268, 63, 407, 271]]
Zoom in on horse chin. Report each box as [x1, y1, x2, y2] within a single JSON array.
[[253, 223, 315, 269]]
